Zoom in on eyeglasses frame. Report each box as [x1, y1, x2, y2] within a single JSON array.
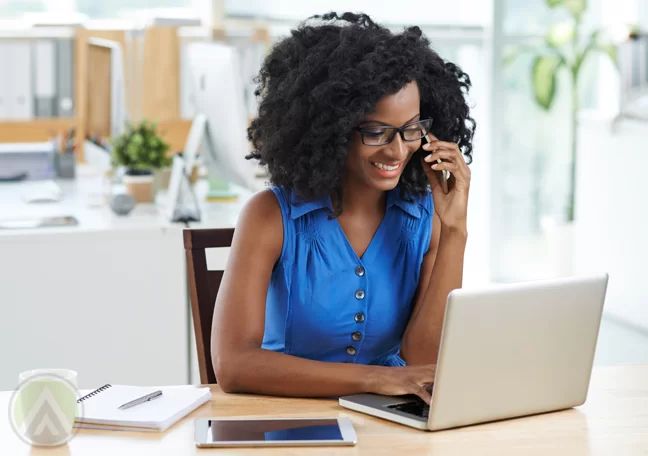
[[353, 118, 434, 146]]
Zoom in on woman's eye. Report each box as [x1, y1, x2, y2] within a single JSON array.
[[364, 130, 385, 137]]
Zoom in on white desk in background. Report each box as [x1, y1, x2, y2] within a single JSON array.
[[0, 167, 254, 392]]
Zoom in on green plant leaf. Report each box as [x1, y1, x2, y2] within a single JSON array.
[[109, 119, 171, 170], [503, 44, 545, 66], [546, 0, 563, 7], [575, 31, 618, 77], [547, 21, 575, 47], [532, 55, 563, 110], [564, 0, 587, 17]]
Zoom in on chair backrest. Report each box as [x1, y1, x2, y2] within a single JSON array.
[[183, 228, 234, 384]]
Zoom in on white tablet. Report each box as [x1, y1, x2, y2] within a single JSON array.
[[194, 417, 357, 447]]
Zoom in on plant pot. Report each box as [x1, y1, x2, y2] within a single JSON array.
[[123, 170, 155, 203]]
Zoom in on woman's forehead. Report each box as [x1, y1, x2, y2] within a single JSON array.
[[364, 81, 420, 124]]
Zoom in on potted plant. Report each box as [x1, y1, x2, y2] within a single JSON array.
[[504, 0, 625, 275], [505, 0, 620, 224], [111, 120, 171, 203]]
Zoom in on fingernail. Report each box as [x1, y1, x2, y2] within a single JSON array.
[[423, 143, 433, 150], [431, 163, 438, 169], [424, 154, 433, 162]]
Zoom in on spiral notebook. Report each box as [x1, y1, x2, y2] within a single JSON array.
[[74, 384, 212, 432]]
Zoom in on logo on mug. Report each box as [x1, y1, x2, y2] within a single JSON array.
[[9, 373, 82, 446]]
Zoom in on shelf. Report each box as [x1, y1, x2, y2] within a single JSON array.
[[0, 118, 78, 143]]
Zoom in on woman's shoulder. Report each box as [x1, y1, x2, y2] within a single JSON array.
[[238, 188, 284, 231], [242, 186, 296, 216]]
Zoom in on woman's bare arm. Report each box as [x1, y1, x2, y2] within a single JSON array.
[[401, 210, 467, 365]]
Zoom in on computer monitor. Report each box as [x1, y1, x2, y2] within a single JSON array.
[[185, 41, 260, 195], [164, 114, 207, 223], [87, 38, 128, 139]]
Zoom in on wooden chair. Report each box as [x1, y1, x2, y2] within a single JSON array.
[[183, 228, 234, 384]]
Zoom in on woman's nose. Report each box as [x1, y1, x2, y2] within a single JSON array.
[[388, 134, 410, 160]]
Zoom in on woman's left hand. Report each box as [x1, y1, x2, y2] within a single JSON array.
[[420, 135, 471, 233]]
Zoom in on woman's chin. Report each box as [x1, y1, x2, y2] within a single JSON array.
[[367, 174, 401, 191]]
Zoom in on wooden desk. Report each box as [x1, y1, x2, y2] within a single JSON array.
[[1, 365, 647, 455]]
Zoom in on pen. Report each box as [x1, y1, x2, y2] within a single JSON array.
[[118, 390, 163, 410]]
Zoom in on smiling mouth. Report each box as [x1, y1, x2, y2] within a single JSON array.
[[371, 162, 401, 171]]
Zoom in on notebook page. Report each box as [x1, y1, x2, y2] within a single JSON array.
[[76, 385, 211, 429]]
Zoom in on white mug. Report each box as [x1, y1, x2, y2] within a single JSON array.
[[12, 369, 80, 446], [19, 369, 78, 387]]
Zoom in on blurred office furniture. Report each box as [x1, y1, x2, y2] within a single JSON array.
[[0, 26, 195, 159], [0, 30, 75, 117], [0, 169, 187, 390], [184, 41, 262, 199], [86, 38, 128, 139], [178, 26, 270, 121], [184, 228, 234, 384], [0, 162, 254, 390], [574, 112, 648, 334], [615, 32, 648, 126], [75, 26, 191, 158], [0, 28, 77, 145], [0, 142, 57, 181], [0, 22, 272, 162]]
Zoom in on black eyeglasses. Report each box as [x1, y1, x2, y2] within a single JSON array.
[[353, 119, 433, 146]]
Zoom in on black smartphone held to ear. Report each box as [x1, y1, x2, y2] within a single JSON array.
[[423, 133, 449, 194]]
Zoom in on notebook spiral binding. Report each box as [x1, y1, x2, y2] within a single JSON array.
[[77, 384, 112, 403]]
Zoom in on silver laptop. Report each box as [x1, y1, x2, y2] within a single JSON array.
[[339, 273, 609, 431]]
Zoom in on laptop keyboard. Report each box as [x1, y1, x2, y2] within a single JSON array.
[[387, 399, 430, 418]]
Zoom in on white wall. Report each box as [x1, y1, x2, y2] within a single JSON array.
[[574, 112, 648, 332]]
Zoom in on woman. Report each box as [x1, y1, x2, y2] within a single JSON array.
[[212, 12, 475, 404]]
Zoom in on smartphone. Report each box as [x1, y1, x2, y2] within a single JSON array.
[[423, 133, 449, 194], [195, 417, 358, 448]]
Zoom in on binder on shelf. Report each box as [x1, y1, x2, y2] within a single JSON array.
[[6, 41, 33, 120], [0, 43, 8, 119], [33, 40, 57, 118], [56, 37, 75, 117]]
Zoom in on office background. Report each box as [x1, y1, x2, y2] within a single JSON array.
[[1, 0, 647, 390]]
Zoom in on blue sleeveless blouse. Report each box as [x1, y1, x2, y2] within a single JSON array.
[[263, 186, 433, 366]]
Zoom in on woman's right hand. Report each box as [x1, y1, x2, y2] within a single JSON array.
[[367, 364, 437, 403]]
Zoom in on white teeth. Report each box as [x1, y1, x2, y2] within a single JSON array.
[[372, 162, 399, 171]]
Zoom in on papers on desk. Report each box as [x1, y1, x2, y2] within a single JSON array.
[[0, 215, 78, 230], [20, 180, 63, 203], [75, 384, 212, 432]]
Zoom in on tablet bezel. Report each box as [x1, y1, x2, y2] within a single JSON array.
[[194, 416, 357, 447]]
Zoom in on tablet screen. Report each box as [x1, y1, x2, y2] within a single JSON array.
[[199, 419, 343, 443]]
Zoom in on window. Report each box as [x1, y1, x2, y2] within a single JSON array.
[[0, 0, 191, 19], [224, 0, 491, 27], [0, 0, 45, 18], [73, 0, 189, 18]]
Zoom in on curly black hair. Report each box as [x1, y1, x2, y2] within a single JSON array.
[[247, 11, 475, 207]]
